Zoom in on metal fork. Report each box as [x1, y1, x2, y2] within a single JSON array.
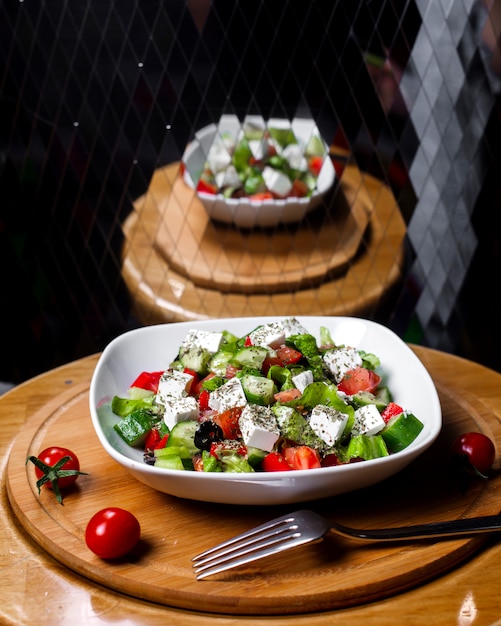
[[192, 508, 501, 579]]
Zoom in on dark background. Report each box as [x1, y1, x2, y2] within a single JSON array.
[[1, 0, 500, 384]]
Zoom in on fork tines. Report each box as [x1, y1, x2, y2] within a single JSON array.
[[192, 513, 307, 580]]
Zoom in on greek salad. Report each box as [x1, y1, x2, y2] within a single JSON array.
[[110, 318, 424, 473], [195, 120, 328, 201]]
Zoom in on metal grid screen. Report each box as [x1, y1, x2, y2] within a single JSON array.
[[1, 0, 500, 383]]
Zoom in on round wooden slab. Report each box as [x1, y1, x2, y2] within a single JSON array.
[[137, 162, 371, 294], [6, 381, 501, 616]]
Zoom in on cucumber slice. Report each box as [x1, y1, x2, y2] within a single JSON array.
[[179, 345, 211, 376], [345, 434, 389, 461], [165, 420, 199, 456], [113, 409, 156, 446], [155, 455, 185, 470], [209, 350, 234, 376], [247, 446, 267, 467], [233, 346, 269, 369], [351, 390, 387, 411], [381, 412, 424, 452], [154, 444, 193, 460], [241, 374, 276, 405]]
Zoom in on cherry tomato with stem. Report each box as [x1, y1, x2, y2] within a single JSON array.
[[85, 507, 141, 559], [452, 432, 496, 478], [27, 446, 87, 505]]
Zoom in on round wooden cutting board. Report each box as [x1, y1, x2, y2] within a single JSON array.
[[150, 163, 371, 294], [6, 381, 501, 616]]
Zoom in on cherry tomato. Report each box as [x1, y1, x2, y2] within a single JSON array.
[[27, 446, 87, 504], [85, 508, 141, 559], [337, 367, 381, 395], [261, 452, 292, 472], [452, 432, 496, 477]]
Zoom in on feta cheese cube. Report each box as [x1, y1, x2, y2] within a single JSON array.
[[292, 369, 313, 394], [215, 164, 241, 190], [239, 404, 280, 452], [157, 369, 194, 399], [162, 396, 199, 429], [208, 377, 247, 413], [248, 137, 269, 160], [352, 404, 385, 436], [281, 143, 307, 171], [309, 404, 348, 447], [323, 347, 362, 383], [180, 329, 223, 355], [206, 141, 232, 173], [248, 322, 286, 349], [262, 166, 292, 197], [281, 317, 309, 337]]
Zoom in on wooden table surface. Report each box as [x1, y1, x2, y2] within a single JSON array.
[[1, 346, 501, 625]]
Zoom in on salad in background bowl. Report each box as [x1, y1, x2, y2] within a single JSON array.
[[181, 115, 336, 228], [89, 317, 442, 506]]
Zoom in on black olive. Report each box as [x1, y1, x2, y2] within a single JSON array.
[[194, 420, 224, 451]]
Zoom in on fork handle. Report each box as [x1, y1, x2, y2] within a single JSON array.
[[335, 514, 501, 542]]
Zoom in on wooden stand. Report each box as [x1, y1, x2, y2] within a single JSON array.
[[121, 160, 406, 323]]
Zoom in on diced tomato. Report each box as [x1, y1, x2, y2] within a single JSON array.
[[274, 388, 302, 403], [261, 452, 292, 472], [244, 335, 253, 347], [155, 434, 169, 449], [225, 364, 241, 378], [212, 407, 243, 440], [192, 371, 216, 396], [183, 367, 199, 382], [198, 389, 210, 411], [196, 179, 217, 195], [192, 453, 204, 472], [337, 367, 381, 395], [290, 178, 309, 197], [381, 402, 404, 423], [130, 371, 164, 393], [276, 345, 303, 365], [283, 445, 321, 470], [262, 345, 303, 373], [249, 191, 273, 201], [261, 355, 283, 373], [308, 155, 324, 177]]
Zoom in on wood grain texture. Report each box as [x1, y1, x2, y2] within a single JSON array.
[[151, 164, 370, 293], [121, 161, 406, 324], [5, 356, 501, 616], [2, 348, 501, 625]]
